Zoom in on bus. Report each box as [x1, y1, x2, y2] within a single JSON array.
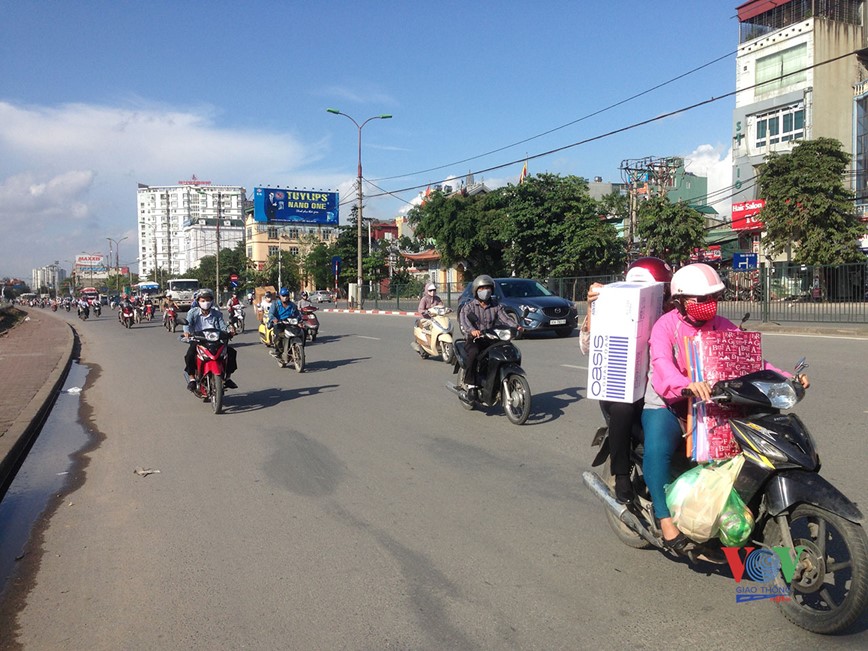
[[80, 287, 100, 305], [133, 281, 161, 298]]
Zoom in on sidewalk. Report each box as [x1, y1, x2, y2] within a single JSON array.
[[0, 307, 75, 495]]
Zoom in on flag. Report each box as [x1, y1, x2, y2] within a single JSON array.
[[422, 185, 431, 204], [518, 161, 528, 184]]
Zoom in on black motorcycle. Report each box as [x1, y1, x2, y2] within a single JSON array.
[[582, 360, 868, 635], [447, 325, 531, 425], [274, 318, 305, 372]]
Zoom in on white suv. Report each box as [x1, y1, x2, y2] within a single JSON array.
[[311, 290, 332, 303]]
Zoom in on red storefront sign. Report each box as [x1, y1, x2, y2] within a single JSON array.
[[690, 245, 721, 263], [731, 200, 765, 231]]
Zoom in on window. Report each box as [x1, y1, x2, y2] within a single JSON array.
[[756, 43, 807, 95], [290, 247, 300, 256], [323, 229, 332, 241], [267, 227, 278, 240], [289, 228, 299, 239], [247, 246, 253, 258], [268, 246, 279, 257], [246, 226, 252, 239], [754, 104, 804, 150]]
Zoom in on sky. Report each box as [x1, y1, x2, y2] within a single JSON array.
[[0, 0, 741, 279]]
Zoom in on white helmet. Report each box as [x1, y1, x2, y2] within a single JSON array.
[[425, 283, 436, 292], [670, 263, 725, 297]]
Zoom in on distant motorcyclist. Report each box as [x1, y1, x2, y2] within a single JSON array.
[[183, 288, 238, 391], [296, 291, 313, 311], [267, 288, 300, 356], [417, 282, 443, 319], [458, 275, 517, 393]]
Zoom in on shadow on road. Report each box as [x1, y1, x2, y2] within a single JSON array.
[[302, 357, 370, 372], [524, 386, 584, 426], [220, 384, 340, 414]]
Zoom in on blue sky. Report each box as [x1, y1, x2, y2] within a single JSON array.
[[0, 0, 740, 278]]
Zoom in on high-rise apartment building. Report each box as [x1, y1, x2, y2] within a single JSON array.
[[31, 263, 66, 294], [136, 178, 246, 279]]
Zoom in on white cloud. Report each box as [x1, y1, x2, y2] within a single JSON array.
[[0, 100, 343, 277], [684, 143, 732, 216]]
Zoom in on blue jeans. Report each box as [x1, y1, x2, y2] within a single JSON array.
[[641, 406, 684, 520]]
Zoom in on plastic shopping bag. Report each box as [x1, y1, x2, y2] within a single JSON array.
[[665, 455, 745, 542], [718, 488, 755, 547]]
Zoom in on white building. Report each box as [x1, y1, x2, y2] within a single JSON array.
[[31, 263, 66, 293], [136, 179, 246, 279]]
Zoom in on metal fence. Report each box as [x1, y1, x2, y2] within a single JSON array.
[[350, 262, 868, 323]]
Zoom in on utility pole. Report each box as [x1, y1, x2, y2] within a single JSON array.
[[165, 190, 172, 281], [216, 190, 221, 303]]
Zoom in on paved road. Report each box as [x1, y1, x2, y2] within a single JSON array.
[[1, 309, 866, 649]]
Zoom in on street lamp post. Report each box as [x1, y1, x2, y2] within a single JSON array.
[[107, 236, 128, 295], [327, 108, 392, 307]]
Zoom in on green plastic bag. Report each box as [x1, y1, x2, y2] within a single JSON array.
[[665, 455, 745, 543], [718, 488, 755, 547]]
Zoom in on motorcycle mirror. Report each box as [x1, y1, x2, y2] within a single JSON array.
[[177, 318, 188, 326], [740, 312, 750, 325], [467, 312, 480, 327], [794, 357, 809, 374]]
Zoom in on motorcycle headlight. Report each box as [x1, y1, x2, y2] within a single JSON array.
[[204, 331, 220, 342], [752, 380, 798, 409], [495, 328, 513, 341], [288, 318, 299, 325]]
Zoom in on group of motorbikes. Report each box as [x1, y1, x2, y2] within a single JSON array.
[[256, 304, 319, 373]]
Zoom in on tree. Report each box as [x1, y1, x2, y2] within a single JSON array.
[[304, 242, 332, 290], [636, 197, 705, 265], [758, 138, 865, 264]]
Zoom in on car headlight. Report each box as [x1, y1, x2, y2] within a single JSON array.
[[520, 304, 539, 313]]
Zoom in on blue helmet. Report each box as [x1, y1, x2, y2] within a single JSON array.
[[279, 287, 290, 297]]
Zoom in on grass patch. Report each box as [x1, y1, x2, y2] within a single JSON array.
[[0, 306, 27, 335]]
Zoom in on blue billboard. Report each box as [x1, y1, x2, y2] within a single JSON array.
[[253, 187, 339, 224]]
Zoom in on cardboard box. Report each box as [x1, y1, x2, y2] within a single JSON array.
[[587, 282, 664, 403]]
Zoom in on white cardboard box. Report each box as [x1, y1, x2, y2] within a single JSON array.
[[587, 282, 664, 403]]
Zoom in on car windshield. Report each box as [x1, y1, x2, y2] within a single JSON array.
[[170, 281, 198, 292], [498, 280, 553, 299]]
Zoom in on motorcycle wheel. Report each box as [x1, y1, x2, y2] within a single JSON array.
[[440, 341, 454, 364], [309, 329, 317, 343], [292, 341, 305, 373], [238, 317, 245, 334], [208, 375, 224, 414], [767, 504, 868, 634], [603, 458, 651, 549], [502, 374, 531, 425]]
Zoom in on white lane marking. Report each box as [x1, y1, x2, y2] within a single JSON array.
[[562, 364, 587, 370], [761, 332, 868, 341], [356, 335, 381, 340]]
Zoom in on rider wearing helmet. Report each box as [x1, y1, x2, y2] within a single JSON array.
[[267, 288, 300, 359], [642, 263, 809, 551], [580, 257, 673, 503], [183, 288, 239, 391], [296, 291, 313, 310], [417, 282, 443, 319], [257, 291, 274, 323], [458, 275, 518, 394]]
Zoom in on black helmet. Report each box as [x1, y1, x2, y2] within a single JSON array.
[[197, 288, 215, 300], [471, 274, 495, 296], [301, 291, 309, 300]]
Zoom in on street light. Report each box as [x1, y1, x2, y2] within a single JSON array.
[[107, 236, 128, 294], [327, 108, 392, 307]]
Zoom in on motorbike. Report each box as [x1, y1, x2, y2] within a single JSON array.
[[144, 303, 154, 321], [259, 318, 305, 372], [120, 304, 134, 329], [77, 304, 89, 321], [163, 306, 178, 332], [582, 359, 868, 635], [51, 302, 57, 312], [447, 324, 532, 425], [181, 328, 231, 414], [229, 304, 246, 334], [64, 302, 71, 312], [93, 302, 101, 318], [412, 306, 454, 363], [300, 305, 319, 342]]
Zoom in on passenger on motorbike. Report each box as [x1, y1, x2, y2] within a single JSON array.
[[267, 288, 300, 356], [457, 275, 518, 395], [183, 288, 238, 391], [581, 257, 673, 504], [257, 291, 274, 323], [642, 263, 810, 551]]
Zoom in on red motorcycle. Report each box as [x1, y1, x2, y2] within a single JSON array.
[[144, 303, 154, 321], [120, 304, 134, 328], [163, 306, 177, 332], [301, 305, 319, 342], [185, 329, 231, 414]]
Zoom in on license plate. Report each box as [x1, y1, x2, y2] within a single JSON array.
[[550, 319, 567, 325]]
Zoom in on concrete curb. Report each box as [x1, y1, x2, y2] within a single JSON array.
[[318, 308, 418, 317], [0, 320, 76, 498]]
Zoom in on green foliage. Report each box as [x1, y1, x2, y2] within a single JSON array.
[[636, 197, 705, 265], [758, 138, 865, 265], [304, 242, 332, 289]]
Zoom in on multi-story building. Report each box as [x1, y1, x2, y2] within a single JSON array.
[[31, 263, 66, 294], [731, 0, 867, 251], [137, 178, 245, 279], [244, 210, 336, 272]]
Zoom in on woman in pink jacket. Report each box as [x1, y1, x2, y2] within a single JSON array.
[[641, 263, 809, 551]]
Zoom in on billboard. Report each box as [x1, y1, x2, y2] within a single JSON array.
[[731, 200, 765, 230], [74, 254, 109, 275], [253, 187, 339, 224]]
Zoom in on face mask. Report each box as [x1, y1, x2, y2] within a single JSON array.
[[476, 289, 491, 302], [684, 299, 717, 322], [199, 301, 212, 310]]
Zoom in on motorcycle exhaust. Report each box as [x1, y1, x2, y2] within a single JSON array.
[[582, 471, 660, 548]]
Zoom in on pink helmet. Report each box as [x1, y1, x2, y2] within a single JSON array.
[[670, 263, 725, 297], [625, 257, 673, 284]]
